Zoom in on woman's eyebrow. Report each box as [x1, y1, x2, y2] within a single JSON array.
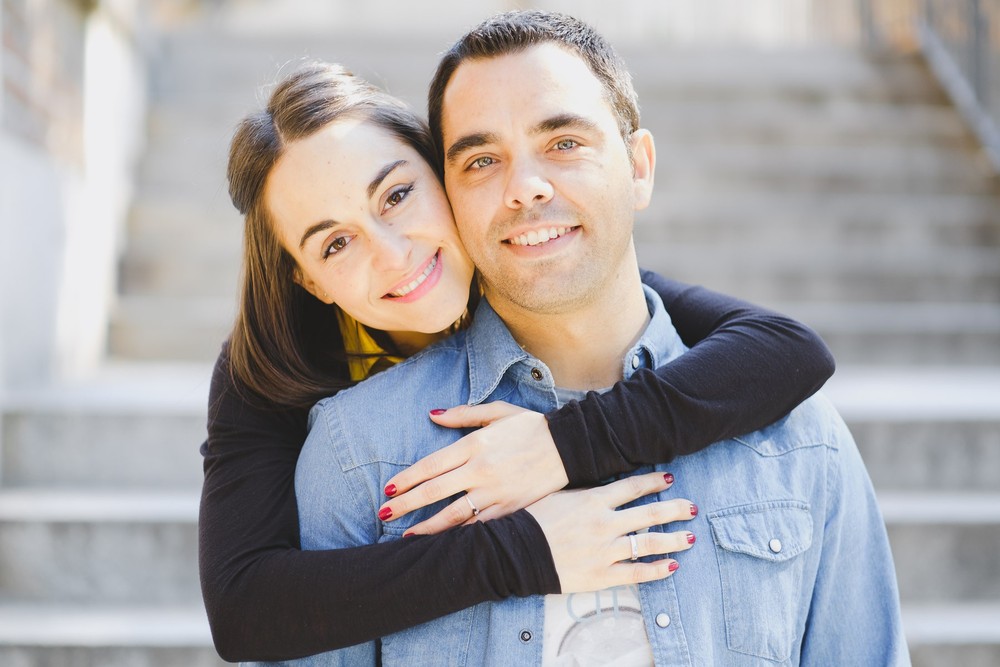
[[299, 220, 337, 250], [367, 159, 408, 199]]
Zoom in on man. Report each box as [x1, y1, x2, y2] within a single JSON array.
[[293, 10, 908, 665]]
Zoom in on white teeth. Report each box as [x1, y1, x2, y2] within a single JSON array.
[[509, 227, 570, 247], [390, 253, 437, 297]]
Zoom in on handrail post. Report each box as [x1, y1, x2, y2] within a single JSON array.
[[968, 0, 989, 109], [858, 0, 878, 48]]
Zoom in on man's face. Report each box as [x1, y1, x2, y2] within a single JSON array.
[[440, 43, 652, 315]]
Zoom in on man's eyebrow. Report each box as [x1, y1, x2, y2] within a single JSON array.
[[299, 219, 337, 251], [367, 159, 408, 199], [533, 113, 599, 135], [445, 132, 498, 165]]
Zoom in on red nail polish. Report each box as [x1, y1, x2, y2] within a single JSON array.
[[668, 562, 680, 572], [429, 409, 446, 416], [690, 504, 698, 517], [384, 484, 397, 497], [663, 473, 674, 484], [687, 533, 696, 545], [403, 532, 415, 538], [378, 507, 392, 521]]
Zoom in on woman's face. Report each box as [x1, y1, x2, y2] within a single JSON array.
[[265, 117, 475, 340]]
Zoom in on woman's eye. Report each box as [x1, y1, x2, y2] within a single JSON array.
[[323, 235, 353, 259], [385, 184, 414, 210], [469, 156, 496, 170]]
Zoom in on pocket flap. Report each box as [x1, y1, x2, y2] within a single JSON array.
[[710, 501, 813, 562]]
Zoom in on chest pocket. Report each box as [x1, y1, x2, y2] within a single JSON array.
[[709, 501, 813, 663]]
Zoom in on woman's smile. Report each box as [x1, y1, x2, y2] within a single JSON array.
[[385, 250, 443, 302]]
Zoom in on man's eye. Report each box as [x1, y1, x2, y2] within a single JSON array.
[[470, 156, 496, 170], [554, 139, 578, 150], [323, 235, 353, 259]]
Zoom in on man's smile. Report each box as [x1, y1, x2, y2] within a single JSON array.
[[503, 225, 580, 247]]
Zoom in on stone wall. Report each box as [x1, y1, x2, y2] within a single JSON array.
[[0, 0, 149, 387]]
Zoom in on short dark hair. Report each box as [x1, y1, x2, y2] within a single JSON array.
[[427, 10, 640, 162]]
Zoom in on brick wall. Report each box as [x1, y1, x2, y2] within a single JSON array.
[[0, 0, 150, 387], [2, 0, 87, 166]]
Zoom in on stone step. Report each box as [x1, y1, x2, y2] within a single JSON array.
[[0, 487, 990, 607], [881, 491, 1000, 604], [119, 248, 238, 299], [640, 191, 1000, 249], [0, 603, 223, 667], [139, 124, 997, 195], [128, 194, 242, 236], [639, 244, 1000, 303], [904, 602, 1000, 667], [108, 296, 233, 362], [788, 302, 1000, 365], [0, 363, 210, 488], [154, 35, 945, 105], [0, 489, 200, 604], [827, 365, 1000, 491], [646, 100, 971, 148], [653, 144, 997, 196], [124, 233, 1000, 302], [626, 49, 947, 105]]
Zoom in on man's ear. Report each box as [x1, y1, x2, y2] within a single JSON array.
[[629, 129, 656, 211], [293, 267, 329, 303]]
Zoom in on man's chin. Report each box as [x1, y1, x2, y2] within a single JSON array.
[[482, 271, 594, 315]]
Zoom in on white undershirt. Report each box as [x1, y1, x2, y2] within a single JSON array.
[[542, 387, 654, 666]]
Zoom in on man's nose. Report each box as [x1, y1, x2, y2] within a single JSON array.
[[503, 156, 554, 210]]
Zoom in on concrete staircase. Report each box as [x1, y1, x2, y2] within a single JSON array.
[[2, 9, 998, 667]]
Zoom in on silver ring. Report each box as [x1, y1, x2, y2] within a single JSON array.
[[629, 534, 639, 562], [465, 495, 480, 517]]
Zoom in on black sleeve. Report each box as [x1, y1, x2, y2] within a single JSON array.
[[547, 270, 836, 487], [199, 347, 559, 662]]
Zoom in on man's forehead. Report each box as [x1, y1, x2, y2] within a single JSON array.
[[440, 44, 612, 142]]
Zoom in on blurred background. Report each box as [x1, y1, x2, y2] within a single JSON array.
[[1, 0, 999, 665]]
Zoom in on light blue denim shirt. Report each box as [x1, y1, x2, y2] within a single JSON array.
[[268, 285, 908, 667]]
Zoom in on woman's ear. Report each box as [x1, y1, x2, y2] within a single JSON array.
[[629, 129, 656, 211], [293, 267, 329, 303]]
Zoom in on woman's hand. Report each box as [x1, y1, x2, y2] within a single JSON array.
[[378, 402, 569, 534], [527, 471, 696, 592]]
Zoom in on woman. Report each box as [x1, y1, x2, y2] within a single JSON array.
[[200, 61, 835, 662]]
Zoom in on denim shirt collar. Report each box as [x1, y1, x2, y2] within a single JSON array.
[[465, 284, 687, 404]]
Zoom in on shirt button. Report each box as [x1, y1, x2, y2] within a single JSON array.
[[769, 538, 783, 553], [530, 368, 543, 381], [631, 354, 640, 370], [655, 613, 671, 628], [519, 629, 533, 643]]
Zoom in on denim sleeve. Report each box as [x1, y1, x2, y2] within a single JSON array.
[[800, 415, 911, 666]]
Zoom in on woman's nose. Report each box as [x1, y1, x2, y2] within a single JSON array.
[[370, 226, 412, 272]]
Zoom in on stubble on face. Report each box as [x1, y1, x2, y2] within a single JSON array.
[[441, 44, 640, 319]]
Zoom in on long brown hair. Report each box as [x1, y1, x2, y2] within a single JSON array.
[[225, 61, 440, 409]]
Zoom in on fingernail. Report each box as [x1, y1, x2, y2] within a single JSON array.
[[429, 409, 447, 416], [403, 532, 415, 538], [384, 483, 397, 497], [663, 473, 674, 484], [690, 504, 698, 517], [378, 507, 393, 521], [668, 561, 680, 572], [686, 533, 696, 545]]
